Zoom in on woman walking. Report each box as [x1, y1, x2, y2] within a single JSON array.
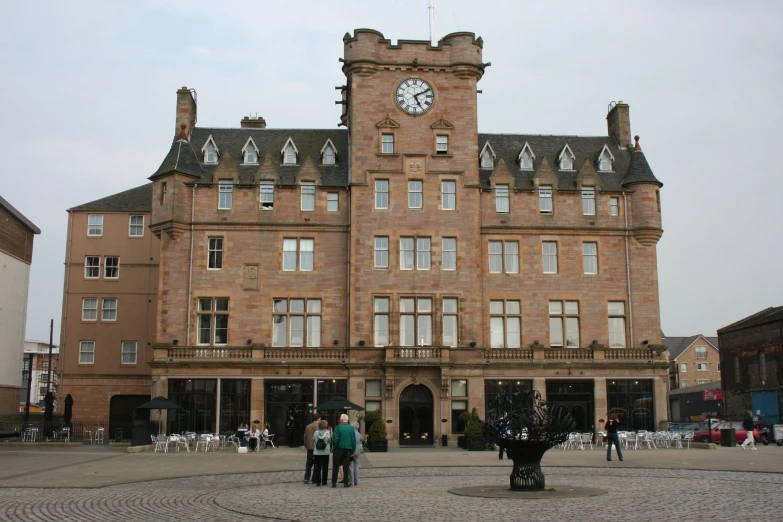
[[312, 420, 331, 486], [605, 413, 623, 462]]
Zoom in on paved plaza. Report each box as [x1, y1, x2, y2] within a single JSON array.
[[0, 444, 780, 521]]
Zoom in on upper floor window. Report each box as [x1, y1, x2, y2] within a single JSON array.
[[301, 182, 315, 211], [582, 188, 595, 215], [273, 298, 322, 347], [558, 144, 575, 171], [283, 238, 314, 271], [400, 297, 432, 346], [85, 256, 100, 278], [160, 182, 167, 204], [488, 240, 519, 274], [129, 215, 144, 237], [695, 346, 708, 359], [436, 135, 449, 154], [442, 297, 459, 348], [381, 134, 394, 154], [442, 181, 456, 210], [121, 341, 137, 364], [260, 181, 274, 210], [442, 237, 457, 271], [549, 300, 579, 347], [542, 242, 558, 274], [680, 363, 687, 373], [197, 297, 229, 346], [539, 186, 553, 214], [374, 297, 390, 347], [283, 140, 298, 165], [481, 149, 493, 168], [208, 237, 223, 270], [374, 237, 389, 269], [242, 137, 259, 165], [218, 181, 233, 210], [608, 301, 627, 348], [322, 144, 336, 165], [82, 298, 98, 321], [519, 143, 535, 170], [697, 363, 708, 371], [102, 298, 117, 321], [610, 196, 619, 216], [597, 145, 614, 172], [327, 192, 339, 211], [204, 141, 218, 164], [79, 341, 95, 364], [400, 237, 430, 270], [489, 300, 521, 348], [104, 256, 120, 279], [375, 180, 389, 209], [408, 180, 423, 209], [582, 242, 598, 274], [495, 185, 509, 213], [87, 214, 103, 236]]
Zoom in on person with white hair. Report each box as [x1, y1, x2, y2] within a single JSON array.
[[350, 421, 361, 486], [330, 413, 357, 487]]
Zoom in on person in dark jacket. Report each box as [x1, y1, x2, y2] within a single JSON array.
[[605, 413, 623, 462], [740, 411, 757, 450], [303, 414, 321, 483], [285, 414, 296, 447], [330, 414, 357, 487]]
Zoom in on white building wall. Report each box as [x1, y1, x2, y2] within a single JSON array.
[[0, 250, 31, 389]]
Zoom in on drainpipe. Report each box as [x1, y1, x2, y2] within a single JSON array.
[[186, 184, 197, 345], [622, 192, 634, 347]]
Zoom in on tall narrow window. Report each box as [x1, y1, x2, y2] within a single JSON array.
[[374, 297, 390, 347], [82, 298, 98, 321], [481, 149, 493, 168], [218, 181, 233, 210], [680, 363, 687, 373], [323, 145, 336, 165], [400, 237, 414, 270], [198, 297, 229, 346], [582, 242, 598, 274], [759, 352, 767, 382], [272, 298, 321, 347], [160, 182, 167, 204], [539, 186, 553, 214], [381, 134, 394, 154], [260, 181, 275, 210], [489, 300, 521, 348], [542, 242, 558, 274], [549, 301, 579, 347], [442, 181, 456, 210], [87, 214, 103, 236], [442, 297, 459, 347], [610, 197, 619, 216], [442, 237, 457, 271], [374, 237, 389, 269], [489, 241, 503, 273], [85, 256, 100, 278], [104, 256, 120, 279], [129, 215, 144, 237], [301, 181, 315, 211], [436, 135, 449, 154], [505, 241, 519, 274], [582, 188, 595, 215], [495, 185, 509, 213], [608, 301, 627, 348], [121, 341, 137, 364], [417, 237, 431, 270], [102, 298, 117, 321], [208, 237, 223, 270], [327, 193, 339, 211], [375, 180, 389, 209], [520, 149, 534, 170], [400, 297, 432, 346], [299, 239, 314, 271], [409, 180, 423, 209], [205, 142, 217, 164], [284, 143, 297, 164], [79, 341, 95, 364]]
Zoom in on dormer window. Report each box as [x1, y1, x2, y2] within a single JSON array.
[[241, 137, 259, 165], [558, 144, 575, 171], [597, 145, 615, 172], [281, 137, 299, 165], [320, 138, 337, 165], [479, 141, 496, 169], [518, 142, 535, 170], [202, 135, 219, 164]]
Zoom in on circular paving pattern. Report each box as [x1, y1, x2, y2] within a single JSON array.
[[448, 484, 607, 499], [0, 467, 779, 521]]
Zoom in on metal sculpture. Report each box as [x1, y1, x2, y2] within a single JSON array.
[[484, 390, 576, 491]]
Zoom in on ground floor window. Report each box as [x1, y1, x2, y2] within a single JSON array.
[[220, 379, 251, 433], [451, 400, 468, 434], [606, 379, 654, 432], [168, 379, 217, 434], [546, 380, 595, 432], [484, 380, 533, 419]]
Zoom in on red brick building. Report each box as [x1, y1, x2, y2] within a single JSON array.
[[62, 29, 668, 445]]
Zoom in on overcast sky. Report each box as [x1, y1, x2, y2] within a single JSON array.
[[3, 0, 781, 343]]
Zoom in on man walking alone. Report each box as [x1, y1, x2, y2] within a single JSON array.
[[741, 411, 757, 450], [303, 413, 321, 483], [331, 414, 357, 488]]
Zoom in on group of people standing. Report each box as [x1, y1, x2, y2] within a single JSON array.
[[303, 413, 360, 487]]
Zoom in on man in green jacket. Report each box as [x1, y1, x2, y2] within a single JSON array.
[[331, 413, 357, 487]]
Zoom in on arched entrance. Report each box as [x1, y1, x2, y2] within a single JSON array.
[[399, 384, 433, 445]]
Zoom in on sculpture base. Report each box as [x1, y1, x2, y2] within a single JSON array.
[[449, 485, 607, 499]]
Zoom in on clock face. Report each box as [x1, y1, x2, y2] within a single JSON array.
[[396, 78, 434, 115]]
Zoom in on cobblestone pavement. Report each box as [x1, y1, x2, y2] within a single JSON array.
[[0, 466, 779, 521]]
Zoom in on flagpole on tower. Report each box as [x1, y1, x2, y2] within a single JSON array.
[[429, 0, 436, 46]]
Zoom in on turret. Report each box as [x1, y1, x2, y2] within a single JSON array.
[[623, 136, 663, 245]]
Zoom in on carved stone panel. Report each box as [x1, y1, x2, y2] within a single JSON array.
[[243, 264, 259, 291]]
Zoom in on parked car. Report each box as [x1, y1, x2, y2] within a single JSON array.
[[693, 421, 760, 444]]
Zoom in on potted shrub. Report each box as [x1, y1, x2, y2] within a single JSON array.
[[464, 408, 486, 451], [366, 409, 388, 452], [457, 411, 472, 449]]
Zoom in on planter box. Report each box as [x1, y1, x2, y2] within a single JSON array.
[[466, 437, 486, 451], [367, 438, 388, 452]]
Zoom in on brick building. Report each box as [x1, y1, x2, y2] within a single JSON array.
[[664, 334, 721, 390], [61, 29, 669, 445], [0, 195, 40, 413], [718, 306, 782, 424], [21, 341, 60, 410]]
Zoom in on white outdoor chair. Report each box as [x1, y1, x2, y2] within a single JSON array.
[[196, 434, 212, 452], [682, 431, 694, 449], [670, 432, 683, 449], [596, 430, 607, 447], [170, 435, 189, 452], [83, 428, 93, 445], [94, 427, 105, 444], [60, 427, 70, 443], [639, 431, 656, 450], [261, 433, 276, 449], [580, 432, 594, 450], [152, 435, 168, 453], [624, 432, 636, 449], [563, 432, 581, 450]]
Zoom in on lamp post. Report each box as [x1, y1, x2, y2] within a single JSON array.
[[23, 353, 33, 425]]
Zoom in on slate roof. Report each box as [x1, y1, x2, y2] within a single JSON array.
[[668, 380, 722, 395], [477, 134, 660, 191], [0, 194, 40, 234], [663, 335, 719, 361], [718, 306, 783, 334], [153, 128, 350, 187], [69, 184, 153, 212]]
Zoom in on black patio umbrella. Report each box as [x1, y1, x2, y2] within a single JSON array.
[[135, 396, 186, 435], [315, 396, 365, 412]]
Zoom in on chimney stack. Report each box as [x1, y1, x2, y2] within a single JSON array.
[[607, 101, 631, 148], [175, 87, 197, 140], [241, 116, 267, 129]]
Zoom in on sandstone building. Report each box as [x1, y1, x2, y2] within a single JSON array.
[[61, 29, 668, 445]]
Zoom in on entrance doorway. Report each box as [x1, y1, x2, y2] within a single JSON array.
[[546, 380, 595, 432], [399, 384, 433, 445]]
